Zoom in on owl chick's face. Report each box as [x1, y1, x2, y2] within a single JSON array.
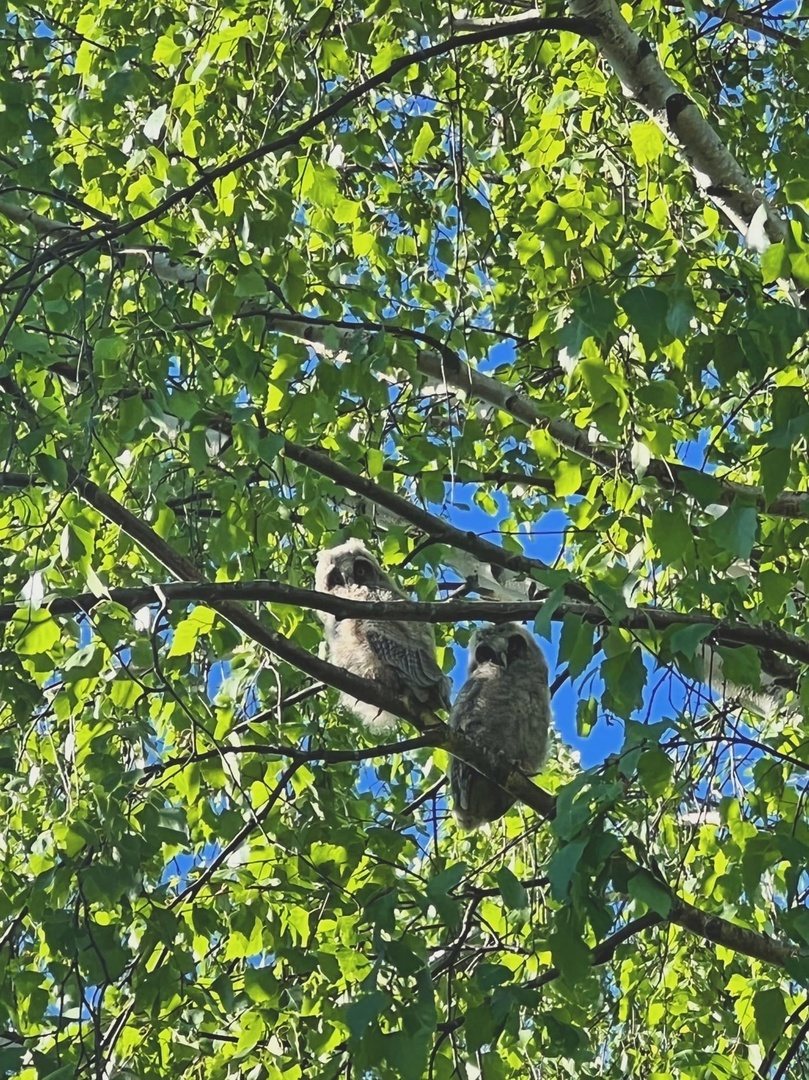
[[315, 540, 389, 594], [468, 622, 546, 675]]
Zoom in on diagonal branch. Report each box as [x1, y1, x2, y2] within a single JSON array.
[[2, 224, 806, 519], [205, 309, 809, 520], [562, 0, 788, 250], [63, 469, 426, 722], [13, 468, 799, 971], [283, 439, 564, 586]]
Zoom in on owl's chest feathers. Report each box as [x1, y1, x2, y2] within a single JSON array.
[[328, 590, 397, 681], [454, 662, 548, 762], [463, 665, 518, 715]]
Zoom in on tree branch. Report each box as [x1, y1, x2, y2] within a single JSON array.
[[3, 246, 807, 520], [0, 414, 798, 974], [282, 439, 563, 585], [220, 308, 809, 520], [772, 1012, 809, 1080], [62, 469, 432, 724], [521, 912, 665, 991], [144, 732, 441, 779], [564, 0, 789, 251], [4, 579, 807, 667]]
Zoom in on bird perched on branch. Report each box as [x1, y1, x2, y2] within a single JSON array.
[[449, 622, 551, 830], [315, 539, 451, 732]]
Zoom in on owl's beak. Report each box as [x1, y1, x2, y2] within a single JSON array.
[[474, 643, 505, 667]]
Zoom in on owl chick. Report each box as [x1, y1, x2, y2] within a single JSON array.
[[449, 622, 551, 830], [315, 539, 451, 732]]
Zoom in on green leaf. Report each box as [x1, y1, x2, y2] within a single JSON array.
[[234, 268, 269, 297], [533, 586, 566, 640], [707, 501, 758, 559], [637, 748, 673, 797], [14, 611, 61, 656], [168, 607, 217, 657], [143, 103, 168, 140], [760, 242, 787, 284], [602, 647, 647, 717], [760, 448, 791, 505], [495, 867, 529, 910], [629, 121, 665, 164], [574, 287, 619, 341], [667, 622, 713, 660], [759, 568, 793, 612], [244, 965, 278, 1004], [620, 286, 669, 354], [553, 457, 582, 497], [549, 917, 592, 983], [346, 991, 388, 1040], [752, 988, 786, 1045], [627, 871, 672, 917], [559, 616, 595, 678], [547, 840, 588, 901], [411, 121, 434, 161], [576, 696, 597, 737], [716, 645, 761, 691], [649, 507, 693, 566]]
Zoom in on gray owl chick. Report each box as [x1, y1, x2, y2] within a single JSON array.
[[449, 623, 551, 830], [315, 539, 451, 733]]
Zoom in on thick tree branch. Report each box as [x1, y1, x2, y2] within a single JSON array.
[[4, 579, 807, 667], [0, 345, 799, 978], [225, 309, 809, 520], [522, 912, 665, 991], [563, 0, 788, 249], [668, 898, 796, 968], [2, 242, 807, 520], [62, 469, 430, 723], [283, 439, 566, 587]]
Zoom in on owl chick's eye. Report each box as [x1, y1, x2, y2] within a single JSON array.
[[326, 567, 345, 589], [353, 557, 375, 584], [507, 634, 528, 664], [475, 643, 501, 666]]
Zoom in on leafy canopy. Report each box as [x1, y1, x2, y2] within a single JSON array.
[[0, 0, 808, 1077]]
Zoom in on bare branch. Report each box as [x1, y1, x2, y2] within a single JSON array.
[[144, 732, 441, 779], [2, 258, 806, 520], [4, 579, 807, 667], [236, 312, 809, 519]]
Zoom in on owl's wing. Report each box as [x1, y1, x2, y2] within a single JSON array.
[[365, 624, 445, 692], [449, 676, 487, 732], [449, 679, 515, 828]]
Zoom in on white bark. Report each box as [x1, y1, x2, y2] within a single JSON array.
[[697, 644, 792, 721], [271, 316, 809, 520], [566, 0, 787, 248], [0, 201, 207, 291]]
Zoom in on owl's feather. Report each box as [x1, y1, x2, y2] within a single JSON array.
[[449, 623, 551, 830], [315, 540, 450, 732]]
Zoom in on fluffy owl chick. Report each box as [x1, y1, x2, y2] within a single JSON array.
[[315, 539, 451, 733], [449, 623, 551, 831]]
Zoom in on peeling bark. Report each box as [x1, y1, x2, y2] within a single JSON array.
[[566, 0, 787, 248]]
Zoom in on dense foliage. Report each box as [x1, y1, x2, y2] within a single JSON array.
[[0, 0, 808, 1076]]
